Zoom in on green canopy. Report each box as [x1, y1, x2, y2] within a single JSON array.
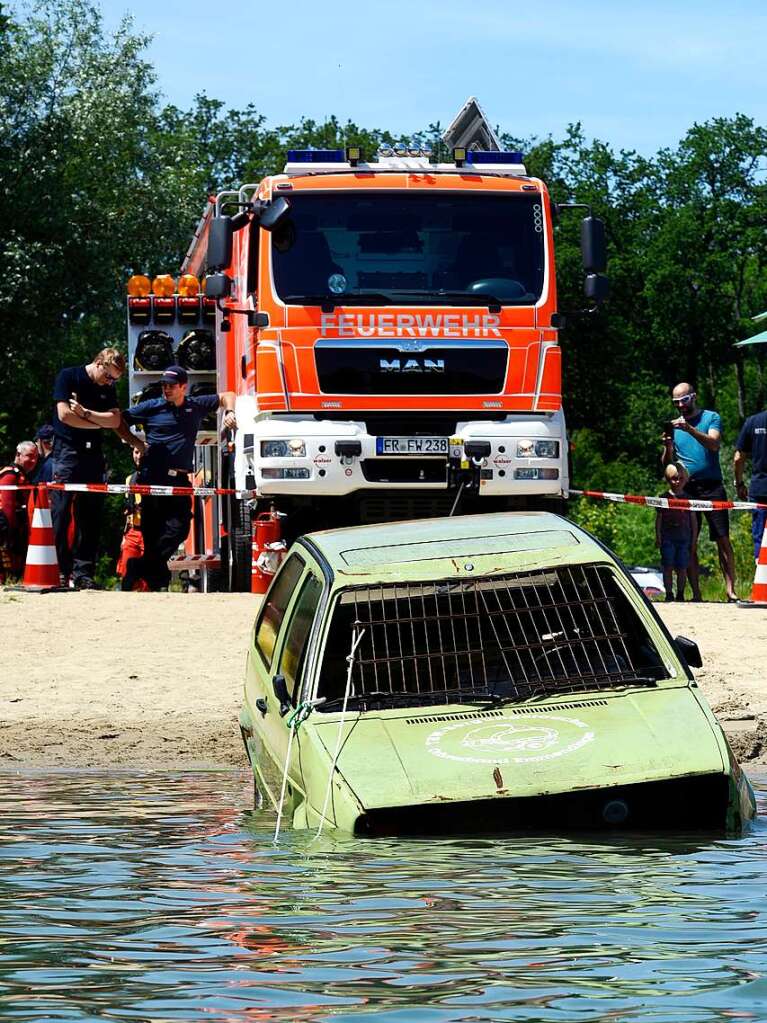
[[734, 330, 767, 348]]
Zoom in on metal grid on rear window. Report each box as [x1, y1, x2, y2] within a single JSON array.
[[320, 563, 664, 707]]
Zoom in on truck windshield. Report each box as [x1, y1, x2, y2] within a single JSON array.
[[271, 192, 545, 306]]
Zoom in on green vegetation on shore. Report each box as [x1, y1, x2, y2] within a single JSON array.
[[3, 0, 767, 595]]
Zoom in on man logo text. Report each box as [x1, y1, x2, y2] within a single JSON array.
[[380, 358, 445, 374]]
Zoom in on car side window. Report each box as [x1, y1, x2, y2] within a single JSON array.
[[279, 574, 323, 702], [254, 554, 305, 668]]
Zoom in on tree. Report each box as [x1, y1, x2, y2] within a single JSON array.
[[0, 0, 201, 448], [645, 116, 767, 413]]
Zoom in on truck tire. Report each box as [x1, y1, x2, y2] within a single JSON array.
[[228, 497, 252, 592]]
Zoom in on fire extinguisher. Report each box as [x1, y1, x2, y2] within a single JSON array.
[[251, 507, 287, 594]]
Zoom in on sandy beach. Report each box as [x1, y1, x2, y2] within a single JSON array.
[[1, 591, 765, 770]]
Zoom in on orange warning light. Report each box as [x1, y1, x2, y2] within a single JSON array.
[[126, 274, 151, 297], [151, 274, 176, 297]]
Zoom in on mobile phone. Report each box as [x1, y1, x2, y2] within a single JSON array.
[[663, 421, 675, 439]]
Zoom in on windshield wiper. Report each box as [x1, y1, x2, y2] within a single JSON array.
[[280, 290, 508, 309], [385, 289, 505, 309], [281, 292, 394, 308]]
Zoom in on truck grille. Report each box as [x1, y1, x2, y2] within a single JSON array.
[[361, 459, 447, 485], [357, 495, 454, 523], [315, 342, 507, 395]]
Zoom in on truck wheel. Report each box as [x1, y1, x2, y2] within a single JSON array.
[[228, 498, 252, 592]]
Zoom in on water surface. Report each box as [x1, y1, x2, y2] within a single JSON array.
[[1, 770, 766, 1022]]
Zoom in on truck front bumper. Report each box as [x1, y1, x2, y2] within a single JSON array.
[[236, 410, 569, 499]]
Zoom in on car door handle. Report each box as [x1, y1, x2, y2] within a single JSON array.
[[255, 697, 268, 716]]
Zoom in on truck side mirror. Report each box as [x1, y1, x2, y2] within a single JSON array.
[[272, 674, 291, 716], [204, 272, 232, 299], [259, 197, 291, 233], [584, 273, 609, 304], [674, 635, 702, 669], [581, 216, 606, 273], [207, 216, 234, 270]]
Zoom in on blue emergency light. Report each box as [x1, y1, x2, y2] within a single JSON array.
[[287, 149, 346, 163], [465, 150, 524, 165]]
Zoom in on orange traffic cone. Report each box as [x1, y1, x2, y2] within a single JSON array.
[[22, 488, 61, 591], [738, 521, 767, 609]]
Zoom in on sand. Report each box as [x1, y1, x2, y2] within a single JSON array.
[[0, 592, 765, 770]]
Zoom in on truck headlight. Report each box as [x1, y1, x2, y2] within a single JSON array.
[[261, 439, 306, 458], [534, 440, 560, 458], [516, 440, 560, 458]]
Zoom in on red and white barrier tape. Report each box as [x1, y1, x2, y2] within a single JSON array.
[[571, 489, 767, 512], [0, 482, 256, 498], [2, 483, 765, 510]]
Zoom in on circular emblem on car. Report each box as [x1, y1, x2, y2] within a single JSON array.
[[425, 715, 594, 765], [328, 273, 347, 294]]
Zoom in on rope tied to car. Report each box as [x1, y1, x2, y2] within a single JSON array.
[[313, 625, 366, 840], [273, 695, 327, 845], [286, 701, 316, 733]]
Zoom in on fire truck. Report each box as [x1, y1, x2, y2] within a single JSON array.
[[125, 102, 607, 591]]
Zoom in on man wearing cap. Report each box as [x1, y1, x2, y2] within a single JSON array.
[[31, 424, 55, 484], [118, 366, 236, 591]]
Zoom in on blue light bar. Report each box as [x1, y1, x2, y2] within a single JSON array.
[[465, 150, 524, 165], [286, 149, 345, 163]]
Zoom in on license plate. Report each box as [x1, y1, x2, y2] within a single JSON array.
[[376, 436, 449, 456]]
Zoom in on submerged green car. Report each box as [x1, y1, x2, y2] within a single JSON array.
[[240, 512, 756, 834]]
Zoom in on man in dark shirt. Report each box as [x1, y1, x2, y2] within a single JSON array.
[[734, 408, 767, 559], [119, 365, 235, 590], [51, 347, 139, 588]]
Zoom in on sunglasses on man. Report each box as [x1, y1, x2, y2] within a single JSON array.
[[672, 393, 695, 407]]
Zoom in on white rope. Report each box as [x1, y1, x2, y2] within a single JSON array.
[[314, 626, 366, 839], [273, 722, 297, 845]]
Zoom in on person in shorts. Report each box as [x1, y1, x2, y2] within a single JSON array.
[[655, 464, 697, 601], [734, 406, 767, 560], [662, 382, 736, 601]]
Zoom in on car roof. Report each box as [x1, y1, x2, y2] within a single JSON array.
[[302, 511, 608, 580]]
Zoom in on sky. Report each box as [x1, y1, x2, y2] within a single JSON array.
[[96, 0, 767, 154]]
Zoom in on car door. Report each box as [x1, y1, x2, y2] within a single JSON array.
[[246, 554, 324, 805]]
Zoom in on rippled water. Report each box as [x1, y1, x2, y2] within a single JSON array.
[[1, 771, 767, 1022]]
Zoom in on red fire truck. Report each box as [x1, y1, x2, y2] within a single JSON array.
[[125, 108, 606, 591]]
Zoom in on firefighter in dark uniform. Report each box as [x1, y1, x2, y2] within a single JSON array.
[[119, 366, 236, 591], [51, 347, 139, 588]]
